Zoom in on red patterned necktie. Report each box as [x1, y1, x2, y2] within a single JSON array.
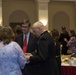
[[23, 36, 27, 53]]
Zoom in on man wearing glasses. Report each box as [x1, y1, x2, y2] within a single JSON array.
[[15, 19, 38, 75]]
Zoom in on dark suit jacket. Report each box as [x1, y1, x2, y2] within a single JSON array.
[[15, 33, 38, 53], [55, 41, 61, 75], [28, 31, 59, 75], [59, 31, 70, 54], [15, 32, 38, 75]]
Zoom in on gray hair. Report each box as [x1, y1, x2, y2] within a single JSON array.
[[32, 21, 45, 28]]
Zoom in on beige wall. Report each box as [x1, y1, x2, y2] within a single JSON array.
[[2, 0, 76, 32], [48, 1, 75, 32], [2, 0, 38, 26]]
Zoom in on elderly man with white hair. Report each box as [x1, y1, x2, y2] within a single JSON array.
[[25, 21, 59, 75]]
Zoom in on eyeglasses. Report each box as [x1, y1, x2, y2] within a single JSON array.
[[22, 26, 29, 28]]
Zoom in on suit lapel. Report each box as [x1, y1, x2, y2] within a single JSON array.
[[20, 34, 23, 48], [26, 33, 31, 52], [26, 33, 35, 51]]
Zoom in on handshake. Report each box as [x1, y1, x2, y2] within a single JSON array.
[[25, 53, 33, 60]]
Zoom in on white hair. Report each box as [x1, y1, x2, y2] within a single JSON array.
[[32, 21, 44, 28]]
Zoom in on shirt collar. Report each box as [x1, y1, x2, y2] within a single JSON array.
[[23, 32, 30, 42]]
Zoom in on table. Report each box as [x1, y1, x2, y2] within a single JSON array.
[[61, 66, 76, 75]]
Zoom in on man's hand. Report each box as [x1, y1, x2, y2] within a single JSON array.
[[25, 53, 33, 60]]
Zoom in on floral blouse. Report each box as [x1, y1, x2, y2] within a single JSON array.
[[0, 41, 27, 75], [67, 37, 76, 56]]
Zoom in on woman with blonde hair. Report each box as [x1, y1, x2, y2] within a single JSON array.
[[0, 26, 27, 75]]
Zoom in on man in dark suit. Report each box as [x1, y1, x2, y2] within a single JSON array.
[[15, 19, 38, 75], [59, 26, 70, 55], [25, 21, 59, 75]]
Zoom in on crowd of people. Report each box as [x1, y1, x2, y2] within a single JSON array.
[[0, 19, 76, 75]]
